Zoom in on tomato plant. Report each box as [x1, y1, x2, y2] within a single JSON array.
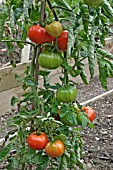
[[82, 106, 96, 122], [46, 21, 63, 37], [38, 51, 63, 69], [0, 0, 113, 169], [28, 25, 55, 44], [45, 140, 65, 158], [56, 86, 77, 103], [27, 132, 48, 150]]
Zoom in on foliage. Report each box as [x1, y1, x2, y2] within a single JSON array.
[[0, 0, 113, 169]]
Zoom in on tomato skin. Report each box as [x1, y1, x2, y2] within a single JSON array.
[[82, 106, 96, 122], [38, 51, 63, 69], [58, 30, 68, 51], [45, 140, 65, 158], [28, 25, 55, 44], [56, 86, 77, 103], [27, 132, 48, 150], [46, 21, 63, 37]]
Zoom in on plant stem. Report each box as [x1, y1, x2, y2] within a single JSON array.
[[40, 0, 46, 26], [64, 51, 69, 86], [47, 0, 59, 21]]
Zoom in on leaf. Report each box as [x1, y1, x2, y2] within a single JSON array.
[[11, 96, 19, 106], [77, 63, 89, 84], [31, 152, 48, 167], [80, 4, 89, 34], [54, 0, 72, 10], [0, 4, 8, 41], [97, 58, 108, 89], [56, 134, 71, 146], [62, 61, 72, 71], [97, 48, 113, 60], [38, 70, 50, 76], [69, 69, 81, 77], [0, 144, 13, 162], [88, 26, 97, 78], [67, 27, 75, 56], [10, 6, 16, 34], [101, 0, 113, 22]]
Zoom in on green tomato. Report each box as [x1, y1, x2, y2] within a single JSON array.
[[56, 86, 77, 103], [38, 51, 63, 69], [83, 0, 101, 7]]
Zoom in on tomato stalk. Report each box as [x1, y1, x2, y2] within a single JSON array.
[[46, 0, 59, 21], [63, 51, 69, 86]]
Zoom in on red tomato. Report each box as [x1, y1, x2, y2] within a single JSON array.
[[58, 30, 68, 51], [27, 132, 48, 150], [82, 106, 96, 122], [45, 140, 65, 158], [28, 25, 55, 44]]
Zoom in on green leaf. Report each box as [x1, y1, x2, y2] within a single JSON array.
[[11, 96, 19, 106], [38, 70, 50, 76], [97, 48, 113, 60], [0, 144, 13, 162], [69, 69, 81, 77], [80, 4, 89, 34], [77, 63, 89, 84], [68, 27, 75, 55], [88, 26, 97, 78], [10, 6, 16, 34], [62, 61, 72, 71], [57, 134, 71, 146], [60, 111, 78, 127], [101, 0, 113, 22], [0, 4, 8, 41], [54, 0, 72, 10], [31, 152, 48, 169], [97, 58, 108, 89]]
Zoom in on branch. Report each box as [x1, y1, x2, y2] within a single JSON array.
[[1, 39, 35, 46], [46, 0, 59, 21]]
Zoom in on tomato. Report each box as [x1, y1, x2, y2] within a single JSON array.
[[38, 51, 63, 69], [45, 140, 65, 158], [58, 30, 68, 51], [28, 25, 55, 44], [83, 0, 101, 7], [82, 106, 96, 122], [46, 21, 63, 37], [56, 86, 77, 103], [27, 132, 48, 150]]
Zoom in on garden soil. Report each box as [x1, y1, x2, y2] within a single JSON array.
[[0, 76, 113, 170]]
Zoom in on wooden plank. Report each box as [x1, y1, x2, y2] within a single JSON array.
[[0, 62, 31, 92]]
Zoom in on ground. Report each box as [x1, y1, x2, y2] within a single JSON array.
[[0, 76, 113, 169]]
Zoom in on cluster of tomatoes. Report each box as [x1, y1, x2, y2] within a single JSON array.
[[28, 21, 68, 51], [27, 132, 65, 158]]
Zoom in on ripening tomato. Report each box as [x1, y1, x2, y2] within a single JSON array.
[[56, 86, 77, 103], [38, 51, 63, 69], [58, 30, 68, 51], [45, 140, 65, 158], [27, 132, 48, 150], [82, 106, 96, 122], [46, 21, 63, 37], [28, 25, 55, 44]]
